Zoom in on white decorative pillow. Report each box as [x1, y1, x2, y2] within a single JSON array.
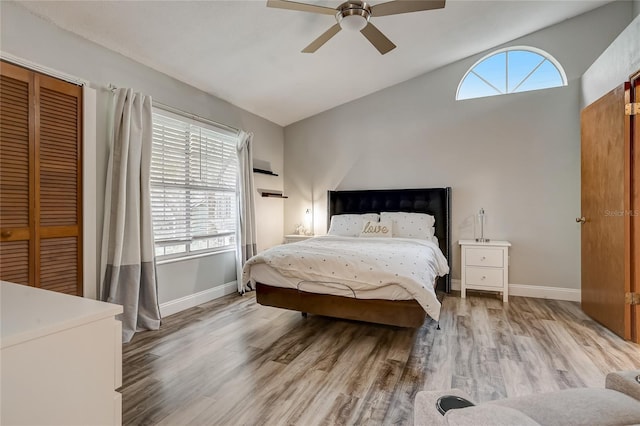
[[380, 212, 435, 239], [328, 214, 379, 237], [359, 220, 393, 238]]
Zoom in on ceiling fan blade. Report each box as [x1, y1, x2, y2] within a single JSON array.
[[266, 0, 337, 15], [302, 23, 342, 53], [371, 0, 445, 17], [360, 22, 396, 55]]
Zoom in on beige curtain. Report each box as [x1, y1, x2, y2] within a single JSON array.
[[236, 131, 258, 293], [101, 88, 161, 343]]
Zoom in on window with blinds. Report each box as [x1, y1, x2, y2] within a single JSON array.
[[151, 109, 239, 259]]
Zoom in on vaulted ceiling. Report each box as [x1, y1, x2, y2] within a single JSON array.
[[16, 0, 612, 126]]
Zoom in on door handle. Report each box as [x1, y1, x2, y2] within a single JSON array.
[[576, 217, 586, 224]]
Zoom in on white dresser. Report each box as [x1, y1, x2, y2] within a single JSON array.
[[1, 281, 123, 425], [458, 240, 511, 302]]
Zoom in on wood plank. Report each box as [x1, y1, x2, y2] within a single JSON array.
[[37, 74, 83, 261], [0, 240, 29, 285], [40, 226, 78, 238], [0, 228, 30, 242], [0, 117, 28, 132], [120, 293, 640, 426], [0, 106, 29, 120], [0, 67, 30, 234], [40, 236, 78, 292]]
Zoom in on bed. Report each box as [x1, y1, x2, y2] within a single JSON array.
[[244, 187, 451, 327]]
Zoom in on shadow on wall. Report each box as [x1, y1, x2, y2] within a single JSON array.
[[458, 214, 475, 240]]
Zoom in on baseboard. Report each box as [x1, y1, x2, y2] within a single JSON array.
[[508, 283, 580, 302], [160, 281, 238, 317], [450, 279, 580, 302]]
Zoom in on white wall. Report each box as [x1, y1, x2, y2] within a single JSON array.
[[581, 14, 640, 107], [284, 2, 633, 290], [1, 2, 285, 304], [252, 130, 285, 252]]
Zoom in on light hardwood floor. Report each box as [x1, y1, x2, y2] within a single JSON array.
[[122, 293, 640, 425]]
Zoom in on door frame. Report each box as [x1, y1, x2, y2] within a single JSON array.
[[630, 70, 640, 343]]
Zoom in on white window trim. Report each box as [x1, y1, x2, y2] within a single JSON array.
[[456, 45, 568, 100], [152, 106, 239, 138], [155, 247, 236, 265]]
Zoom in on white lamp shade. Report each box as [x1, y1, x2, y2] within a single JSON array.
[[339, 14, 368, 31]]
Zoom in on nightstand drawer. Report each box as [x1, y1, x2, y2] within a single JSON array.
[[465, 248, 503, 268], [465, 267, 504, 287], [284, 235, 314, 244]]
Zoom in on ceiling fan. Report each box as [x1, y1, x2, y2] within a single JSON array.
[[266, 0, 445, 55]]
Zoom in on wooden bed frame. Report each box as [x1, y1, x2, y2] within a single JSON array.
[[256, 187, 451, 327]]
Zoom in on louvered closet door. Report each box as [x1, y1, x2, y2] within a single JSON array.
[[0, 63, 33, 286], [0, 61, 82, 295], [37, 74, 82, 295]]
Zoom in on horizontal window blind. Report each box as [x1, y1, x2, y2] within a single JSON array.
[[150, 109, 239, 258]]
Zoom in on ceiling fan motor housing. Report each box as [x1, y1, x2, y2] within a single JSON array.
[[336, 1, 371, 31]]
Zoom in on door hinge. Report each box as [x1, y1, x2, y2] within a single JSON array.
[[625, 292, 640, 305], [625, 103, 640, 115]]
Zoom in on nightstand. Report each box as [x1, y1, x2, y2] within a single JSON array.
[[284, 234, 314, 244], [458, 240, 511, 302]]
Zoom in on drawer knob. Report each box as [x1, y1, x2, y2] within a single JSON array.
[[1, 230, 12, 238], [481, 256, 486, 261], [481, 276, 486, 280]]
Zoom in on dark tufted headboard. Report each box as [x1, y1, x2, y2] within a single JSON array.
[[328, 187, 451, 293]]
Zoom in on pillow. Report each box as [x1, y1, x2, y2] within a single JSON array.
[[328, 214, 379, 237], [380, 212, 435, 239], [359, 220, 392, 238]]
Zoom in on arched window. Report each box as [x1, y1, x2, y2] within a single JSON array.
[[456, 46, 567, 100]]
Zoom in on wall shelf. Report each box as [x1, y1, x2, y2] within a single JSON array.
[[261, 192, 288, 199], [253, 168, 279, 176], [258, 188, 288, 198]]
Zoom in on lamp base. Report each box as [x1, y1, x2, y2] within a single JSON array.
[[475, 238, 490, 243]]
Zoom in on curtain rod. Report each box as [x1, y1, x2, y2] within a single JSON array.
[[107, 84, 241, 135]]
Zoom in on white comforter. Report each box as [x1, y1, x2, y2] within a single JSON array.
[[242, 236, 449, 321]]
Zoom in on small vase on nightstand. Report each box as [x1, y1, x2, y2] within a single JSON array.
[[475, 208, 490, 242]]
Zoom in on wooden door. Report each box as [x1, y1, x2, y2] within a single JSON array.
[[37, 73, 83, 295], [580, 83, 631, 339], [0, 62, 33, 286], [0, 61, 82, 295]]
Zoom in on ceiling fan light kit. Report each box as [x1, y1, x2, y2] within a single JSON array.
[[267, 0, 445, 55], [336, 2, 371, 31]]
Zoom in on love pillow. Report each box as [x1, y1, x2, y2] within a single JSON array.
[[359, 220, 393, 238]]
